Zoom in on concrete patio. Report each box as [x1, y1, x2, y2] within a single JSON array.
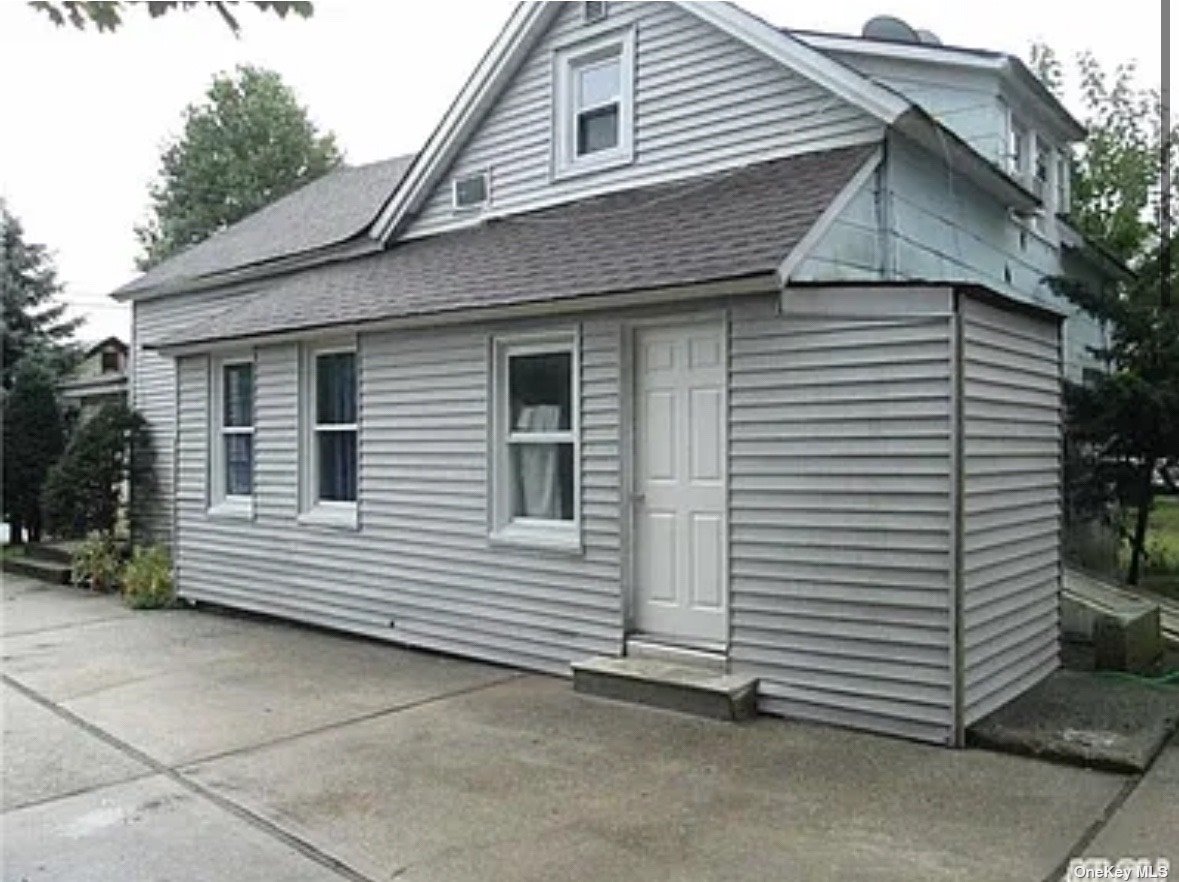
[[2, 573, 1175, 882]]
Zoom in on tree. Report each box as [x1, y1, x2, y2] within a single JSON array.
[[135, 66, 341, 269], [41, 401, 155, 540], [28, 2, 312, 35], [1031, 46, 1179, 584], [2, 358, 66, 543], [1052, 248, 1179, 584], [1, 201, 82, 389]]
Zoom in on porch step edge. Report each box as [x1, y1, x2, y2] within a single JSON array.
[[572, 656, 758, 722]]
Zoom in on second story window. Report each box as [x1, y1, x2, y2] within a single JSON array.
[[1033, 138, 1051, 198], [1055, 153, 1070, 215], [1009, 120, 1028, 180], [553, 28, 635, 179]]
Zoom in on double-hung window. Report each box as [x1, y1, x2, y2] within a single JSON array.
[[491, 334, 580, 550], [1009, 120, 1028, 181], [301, 343, 358, 527], [210, 357, 254, 517], [553, 28, 635, 179]]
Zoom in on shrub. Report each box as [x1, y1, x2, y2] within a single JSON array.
[[71, 532, 122, 592], [42, 401, 154, 539], [121, 545, 173, 609]]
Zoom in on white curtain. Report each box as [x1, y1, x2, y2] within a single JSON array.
[[515, 404, 562, 519]]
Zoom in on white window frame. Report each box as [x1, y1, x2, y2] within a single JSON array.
[[489, 331, 581, 552], [299, 340, 359, 530], [208, 353, 255, 519], [1009, 117, 1029, 182], [451, 169, 491, 213], [1055, 151, 1070, 215], [552, 26, 635, 181]]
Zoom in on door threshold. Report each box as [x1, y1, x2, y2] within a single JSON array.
[[626, 634, 728, 672]]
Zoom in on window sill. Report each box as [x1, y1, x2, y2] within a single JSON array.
[[298, 503, 358, 531], [208, 498, 254, 521], [489, 523, 582, 555], [552, 148, 633, 183]]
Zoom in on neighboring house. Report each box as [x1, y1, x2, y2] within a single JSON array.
[[58, 336, 128, 420], [111, 3, 1123, 746]]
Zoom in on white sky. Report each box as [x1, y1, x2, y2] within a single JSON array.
[[0, 0, 1169, 344]]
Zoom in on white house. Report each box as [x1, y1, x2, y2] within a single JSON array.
[[112, 2, 1121, 745]]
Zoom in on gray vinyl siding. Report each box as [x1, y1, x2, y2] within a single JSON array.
[[405, 2, 881, 238], [175, 317, 625, 675], [728, 289, 956, 744], [793, 134, 1104, 383], [960, 295, 1061, 724], [132, 289, 253, 543]]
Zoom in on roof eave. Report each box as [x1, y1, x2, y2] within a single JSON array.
[[892, 107, 1040, 212], [111, 235, 384, 302]]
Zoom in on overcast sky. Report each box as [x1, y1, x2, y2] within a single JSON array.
[[0, 1, 1169, 344]]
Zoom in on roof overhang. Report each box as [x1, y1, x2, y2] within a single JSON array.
[[1058, 220, 1135, 282], [154, 274, 779, 358]]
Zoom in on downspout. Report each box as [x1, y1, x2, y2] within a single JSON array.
[[948, 289, 966, 747]]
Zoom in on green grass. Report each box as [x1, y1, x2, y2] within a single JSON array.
[[1136, 495, 1179, 600]]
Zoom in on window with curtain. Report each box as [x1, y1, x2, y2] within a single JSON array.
[[313, 350, 357, 504], [492, 335, 580, 549]]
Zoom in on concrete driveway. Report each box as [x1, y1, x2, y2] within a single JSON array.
[[2, 574, 1174, 882]]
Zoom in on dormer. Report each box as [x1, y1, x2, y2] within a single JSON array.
[[796, 18, 1085, 226]]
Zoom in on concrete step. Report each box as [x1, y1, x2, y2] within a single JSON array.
[[2, 555, 72, 585], [24, 542, 76, 565], [572, 656, 758, 722]]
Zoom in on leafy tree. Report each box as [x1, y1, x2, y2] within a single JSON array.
[[1053, 248, 1178, 584], [1031, 46, 1178, 583], [28, 2, 312, 35], [135, 65, 341, 269], [2, 358, 66, 544], [1, 201, 82, 389], [42, 401, 155, 540]]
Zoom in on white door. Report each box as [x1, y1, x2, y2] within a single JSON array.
[[633, 320, 727, 646]]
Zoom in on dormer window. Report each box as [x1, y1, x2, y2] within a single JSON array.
[[583, 1, 607, 23], [552, 28, 635, 179]]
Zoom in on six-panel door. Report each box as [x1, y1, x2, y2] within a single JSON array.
[[632, 320, 728, 646]]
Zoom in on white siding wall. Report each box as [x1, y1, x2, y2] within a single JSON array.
[[133, 289, 253, 542], [175, 317, 624, 674], [728, 290, 956, 744], [960, 295, 1061, 724], [404, 2, 881, 238]]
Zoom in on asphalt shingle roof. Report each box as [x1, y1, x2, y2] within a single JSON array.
[[157, 144, 875, 349], [118, 154, 415, 297]]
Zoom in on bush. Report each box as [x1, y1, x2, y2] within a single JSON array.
[[121, 544, 173, 609], [71, 533, 122, 592], [42, 401, 154, 539]]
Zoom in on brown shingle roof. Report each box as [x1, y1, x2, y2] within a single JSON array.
[[157, 144, 876, 349]]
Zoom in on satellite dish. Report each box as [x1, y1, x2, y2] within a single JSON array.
[[861, 15, 920, 43], [915, 29, 943, 46]]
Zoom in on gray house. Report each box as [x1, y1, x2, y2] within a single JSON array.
[[113, 2, 1119, 745]]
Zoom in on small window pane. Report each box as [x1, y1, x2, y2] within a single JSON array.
[[225, 434, 253, 496], [509, 351, 572, 432], [1035, 142, 1051, 183], [101, 350, 120, 373], [577, 105, 619, 156], [316, 352, 356, 426], [454, 173, 488, 208], [318, 430, 357, 502], [223, 363, 253, 428], [510, 442, 573, 521], [578, 58, 619, 107]]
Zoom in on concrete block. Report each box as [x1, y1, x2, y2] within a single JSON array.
[[572, 656, 758, 721], [1093, 607, 1163, 674]]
